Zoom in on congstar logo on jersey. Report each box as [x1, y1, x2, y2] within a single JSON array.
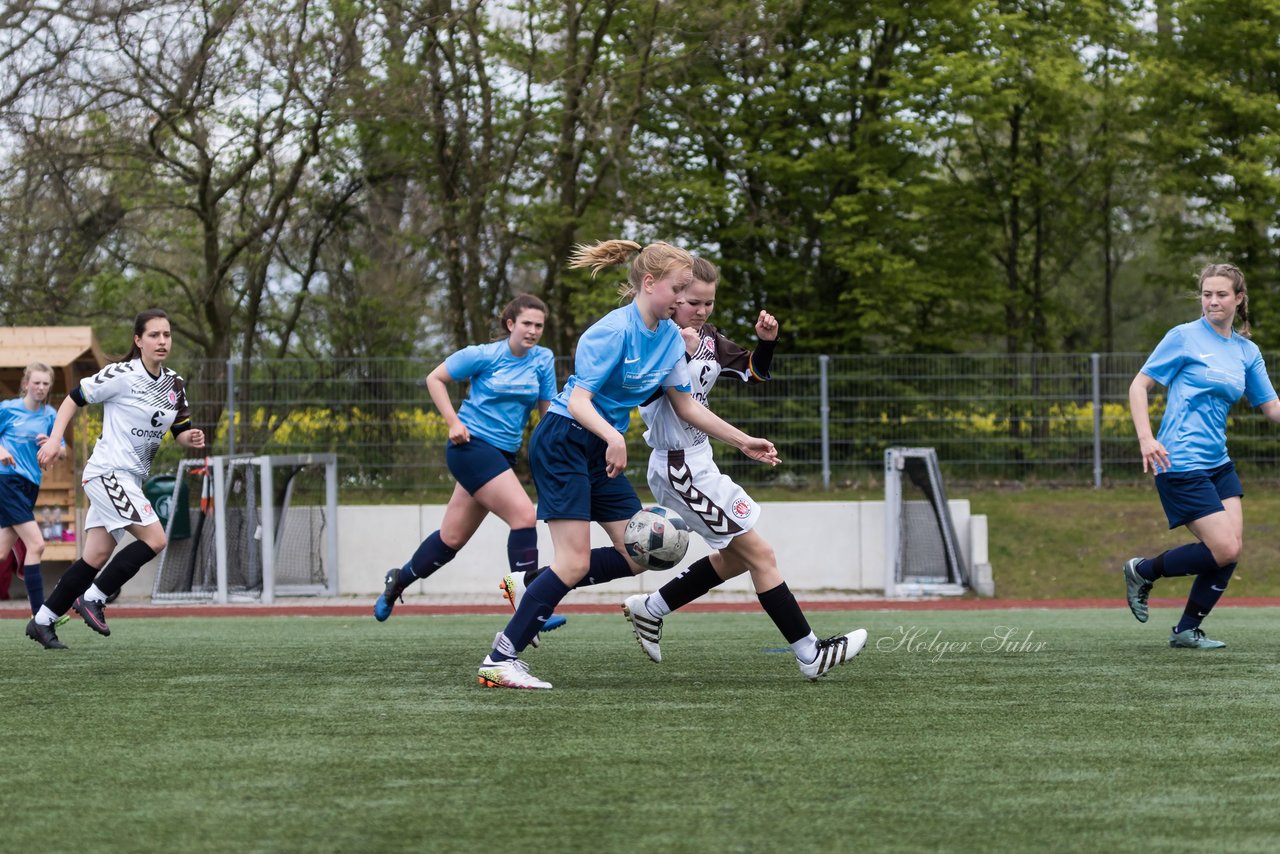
[[130, 427, 166, 438]]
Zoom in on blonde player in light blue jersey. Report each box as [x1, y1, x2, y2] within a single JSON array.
[[475, 240, 779, 689], [0, 362, 65, 616], [1124, 263, 1280, 649], [622, 257, 866, 680]]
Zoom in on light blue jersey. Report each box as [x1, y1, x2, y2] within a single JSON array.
[[0, 397, 59, 486], [444, 341, 558, 452], [1141, 317, 1277, 472], [548, 302, 692, 433]]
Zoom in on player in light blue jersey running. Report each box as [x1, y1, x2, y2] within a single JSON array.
[[374, 294, 565, 641], [476, 240, 779, 690], [0, 363, 65, 616], [1124, 263, 1280, 649]]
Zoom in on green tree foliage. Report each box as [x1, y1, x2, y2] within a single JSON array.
[[0, 0, 1276, 363], [1144, 0, 1280, 347]]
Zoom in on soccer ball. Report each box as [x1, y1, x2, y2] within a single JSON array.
[[623, 505, 691, 570]]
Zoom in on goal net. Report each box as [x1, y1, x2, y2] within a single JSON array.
[[150, 454, 339, 603], [884, 447, 970, 596]]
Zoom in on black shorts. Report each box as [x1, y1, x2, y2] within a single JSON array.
[[446, 435, 518, 495], [1154, 461, 1243, 529], [0, 474, 39, 528]]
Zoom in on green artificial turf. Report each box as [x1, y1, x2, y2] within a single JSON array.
[[4, 610, 1279, 852]]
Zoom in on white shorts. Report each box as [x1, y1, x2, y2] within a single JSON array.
[[646, 441, 760, 550], [83, 471, 159, 542]]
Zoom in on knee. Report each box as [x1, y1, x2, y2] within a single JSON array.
[[25, 538, 45, 560], [1211, 539, 1242, 566], [511, 508, 537, 530], [142, 533, 167, 553]]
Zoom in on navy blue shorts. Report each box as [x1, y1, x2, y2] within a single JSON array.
[[1154, 461, 1243, 529], [446, 436, 518, 495], [529, 413, 641, 522], [0, 474, 39, 528]]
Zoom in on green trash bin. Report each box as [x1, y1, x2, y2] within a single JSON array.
[[143, 474, 191, 540]]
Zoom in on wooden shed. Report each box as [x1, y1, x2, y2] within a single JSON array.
[[0, 326, 109, 561]]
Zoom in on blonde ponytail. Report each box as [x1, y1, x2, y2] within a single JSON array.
[[569, 239, 693, 302]]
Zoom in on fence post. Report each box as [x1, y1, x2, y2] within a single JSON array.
[[226, 358, 236, 456], [819, 354, 831, 490], [1091, 352, 1102, 489]]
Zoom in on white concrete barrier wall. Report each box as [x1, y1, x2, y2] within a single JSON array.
[[335, 499, 986, 598]]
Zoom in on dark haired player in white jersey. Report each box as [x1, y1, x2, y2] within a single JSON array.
[[621, 257, 867, 680], [27, 309, 205, 649]]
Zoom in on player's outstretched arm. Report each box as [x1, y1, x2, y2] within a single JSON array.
[[1258, 399, 1280, 424], [666, 389, 779, 465]]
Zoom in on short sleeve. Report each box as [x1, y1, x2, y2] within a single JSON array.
[[571, 322, 620, 394], [537, 350, 558, 401], [660, 357, 691, 393], [1244, 348, 1278, 407], [444, 345, 488, 382], [80, 362, 134, 405], [1140, 327, 1185, 386]]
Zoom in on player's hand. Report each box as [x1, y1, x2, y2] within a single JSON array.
[[680, 326, 700, 356], [35, 441, 57, 468], [0, 445, 13, 467], [448, 422, 471, 444], [739, 436, 780, 466], [1138, 436, 1169, 474], [605, 434, 628, 478], [184, 428, 207, 449], [755, 311, 779, 341]]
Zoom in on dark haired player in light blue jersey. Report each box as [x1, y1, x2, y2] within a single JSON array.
[[1124, 263, 1280, 649], [0, 362, 64, 616], [374, 294, 565, 640], [476, 240, 779, 690]]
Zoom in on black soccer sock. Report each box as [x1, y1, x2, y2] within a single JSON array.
[[1174, 562, 1236, 634], [1137, 551, 1166, 581], [572, 547, 634, 588], [92, 541, 159, 598], [757, 581, 812, 645], [507, 527, 538, 577], [656, 556, 724, 613], [1154, 542, 1217, 578], [398, 530, 458, 586], [41, 559, 101, 617], [23, 562, 44, 616]]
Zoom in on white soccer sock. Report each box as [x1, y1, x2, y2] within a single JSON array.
[[84, 584, 108, 603], [792, 631, 819, 664], [35, 605, 57, 626], [645, 592, 671, 618]]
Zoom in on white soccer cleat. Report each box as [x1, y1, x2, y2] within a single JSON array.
[[476, 656, 552, 690], [622, 594, 663, 663], [798, 628, 868, 681]]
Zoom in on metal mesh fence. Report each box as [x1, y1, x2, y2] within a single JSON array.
[[143, 352, 1280, 497]]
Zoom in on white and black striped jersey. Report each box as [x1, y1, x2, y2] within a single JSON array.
[[641, 323, 771, 451], [77, 359, 192, 483]]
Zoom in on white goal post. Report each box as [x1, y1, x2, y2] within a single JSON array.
[[150, 453, 339, 604], [884, 447, 970, 597]]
